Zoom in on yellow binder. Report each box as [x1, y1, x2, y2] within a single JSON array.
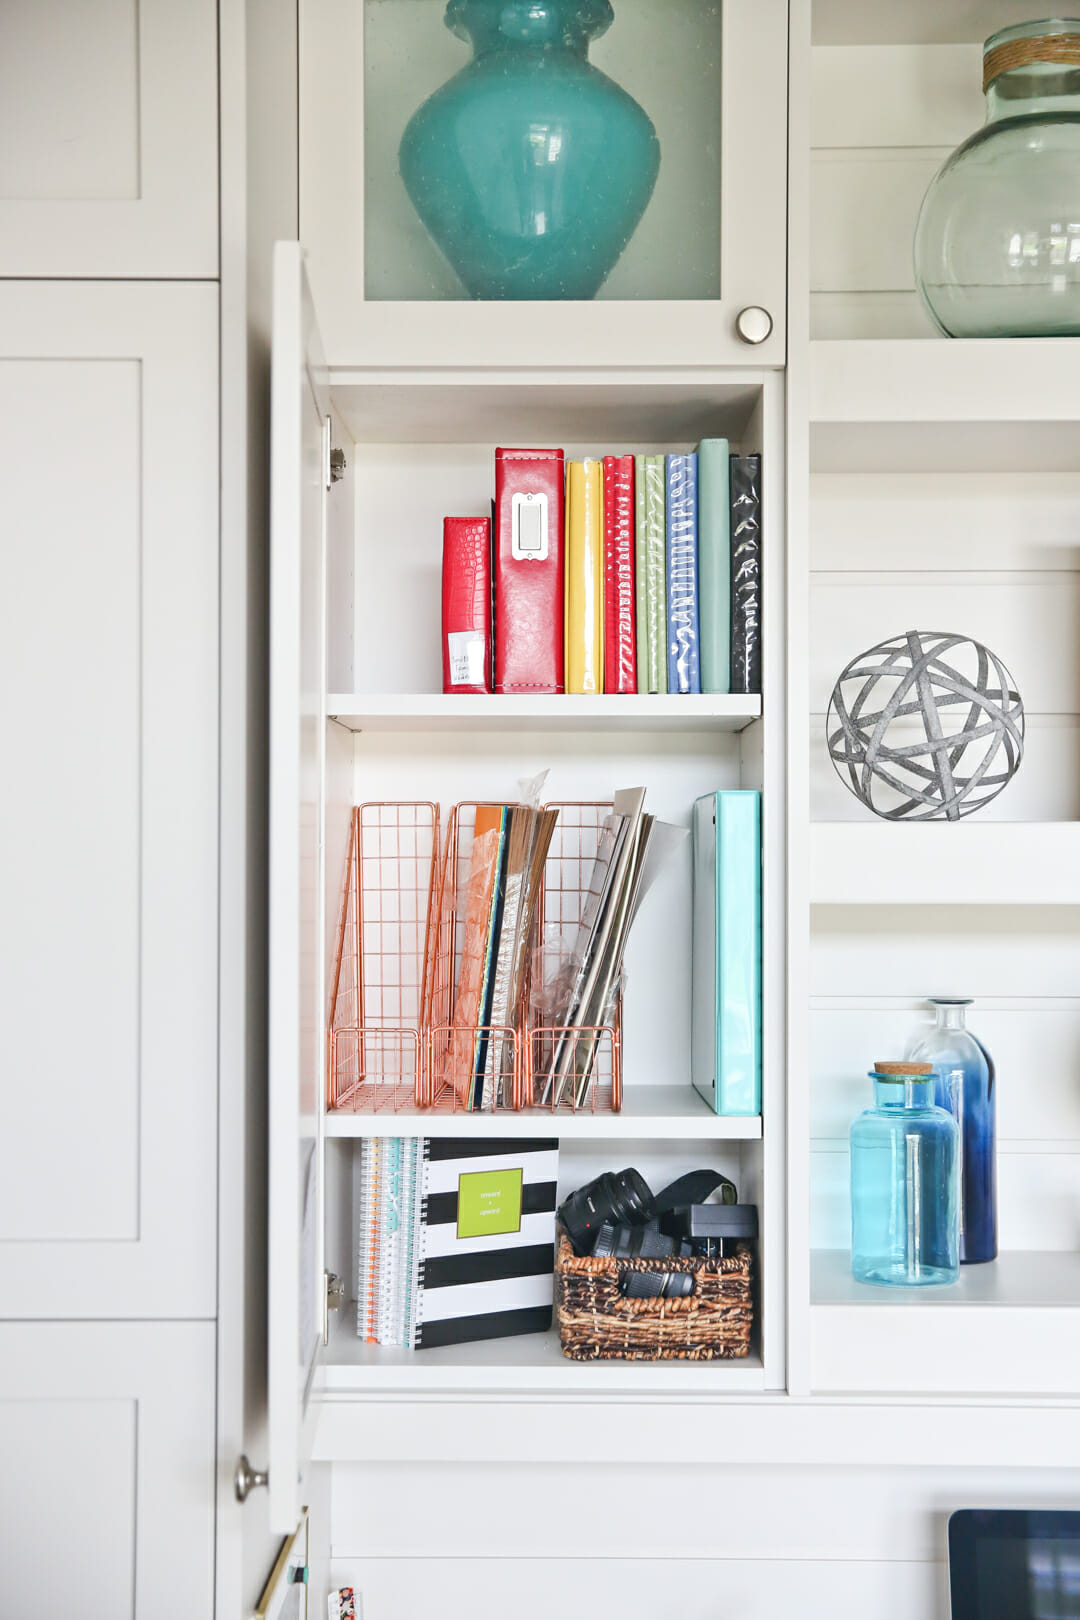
[[565, 458, 604, 694]]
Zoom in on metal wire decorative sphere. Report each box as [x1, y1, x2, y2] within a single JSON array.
[[826, 631, 1025, 822]]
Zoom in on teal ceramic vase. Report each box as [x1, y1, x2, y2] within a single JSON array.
[[398, 0, 661, 300]]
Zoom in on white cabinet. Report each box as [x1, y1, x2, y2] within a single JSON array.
[[0, 0, 218, 277], [0, 281, 219, 1319], [0, 1322, 215, 1620], [299, 0, 788, 368]]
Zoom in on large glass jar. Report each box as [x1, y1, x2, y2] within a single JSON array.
[[914, 18, 1080, 337], [850, 1063, 960, 1288], [909, 998, 997, 1265]]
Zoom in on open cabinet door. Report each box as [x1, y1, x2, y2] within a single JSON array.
[[267, 241, 328, 1535]]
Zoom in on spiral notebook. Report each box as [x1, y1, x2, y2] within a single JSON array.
[[355, 1137, 559, 1350]]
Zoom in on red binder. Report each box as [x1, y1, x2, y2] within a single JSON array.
[[493, 447, 565, 694], [603, 455, 637, 695], [441, 516, 492, 694]]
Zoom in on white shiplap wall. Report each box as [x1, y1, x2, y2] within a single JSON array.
[[810, 43, 984, 338], [326, 1460, 1080, 1619]]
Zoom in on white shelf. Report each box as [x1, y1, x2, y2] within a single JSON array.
[[810, 1251, 1080, 1395], [812, 1248, 1080, 1309], [317, 1318, 765, 1396], [327, 693, 762, 734], [810, 820, 1080, 907], [810, 339, 1080, 471], [325, 1086, 762, 1141]]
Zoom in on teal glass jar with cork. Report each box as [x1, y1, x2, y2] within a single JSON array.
[[849, 1062, 960, 1288]]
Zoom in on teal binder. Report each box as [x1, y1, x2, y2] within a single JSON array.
[[696, 438, 731, 695], [692, 791, 761, 1115]]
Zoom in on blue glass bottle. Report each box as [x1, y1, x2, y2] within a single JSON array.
[[850, 1063, 960, 1287], [398, 0, 661, 300], [909, 998, 997, 1265]]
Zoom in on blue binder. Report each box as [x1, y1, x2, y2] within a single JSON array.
[[691, 791, 761, 1115], [665, 452, 700, 694]]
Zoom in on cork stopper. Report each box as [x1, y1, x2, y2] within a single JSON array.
[[873, 1061, 933, 1076]]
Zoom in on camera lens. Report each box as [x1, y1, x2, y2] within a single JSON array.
[[622, 1270, 694, 1300], [591, 1223, 695, 1300], [558, 1168, 654, 1255]]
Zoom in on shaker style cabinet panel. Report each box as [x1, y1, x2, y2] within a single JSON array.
[[0, 1322, 215, 1620], [0, 282, 219, 1319], [0, 0, 217, 277]]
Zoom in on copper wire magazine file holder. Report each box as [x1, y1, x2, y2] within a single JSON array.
[[327, 800, 622, 1114]]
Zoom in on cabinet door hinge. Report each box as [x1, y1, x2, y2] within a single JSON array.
[[324, 418, 346, 489], [323, 1270, 344, 1345]]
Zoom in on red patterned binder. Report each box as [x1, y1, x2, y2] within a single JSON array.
[[441, 516, 492, 693], [493, 447, 565, 693], [602, 455, 637, 695]]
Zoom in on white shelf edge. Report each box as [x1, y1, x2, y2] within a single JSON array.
[[327, 692, 762, 734], [811, 1249, 1080, 1310], [317, 1324, 766, 1396], [810, 820, 1080, 907], [810, 338, 1080, 426], [325, 1086, 762, 1140]]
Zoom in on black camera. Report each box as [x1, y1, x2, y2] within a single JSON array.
[[560, 1167, 758, 1301], [558, 1168, 653, 1255], [592, 1223, 695, 1299]]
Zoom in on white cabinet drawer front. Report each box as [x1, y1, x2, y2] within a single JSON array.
[[0, 283, 218, 1317], [0, 0, 217, 276], [0, 1322, 215, 1620]]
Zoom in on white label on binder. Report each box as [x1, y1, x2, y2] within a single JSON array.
[[447, 631, 485, 686]]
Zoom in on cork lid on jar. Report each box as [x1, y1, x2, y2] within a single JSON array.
[[873, 1062, 933, 1076]]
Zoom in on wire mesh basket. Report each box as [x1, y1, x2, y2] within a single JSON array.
[[327, 802, 440, 1113], [527, 803, 623, 1113], [327, 798, 623, 1115]]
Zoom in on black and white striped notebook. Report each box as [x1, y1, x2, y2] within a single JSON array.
[[417, 1137, 559, 1350], [354, 1136, 559, 1350]]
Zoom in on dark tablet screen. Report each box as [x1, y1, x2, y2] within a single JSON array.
[[950, 1511, 1080, 1619]]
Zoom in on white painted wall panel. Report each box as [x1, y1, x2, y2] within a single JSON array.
[[330, 1460, 1080, 1568], [810, 572, 1080, 716], [810, 43, 987, 335], [811, 907, 1080, 1001], [0, 0, 217, 276], [811, 714, 1080, 822], [329, 1554, 940, 1620], [810, 1003, 1080, 1143], [0, 1322, 215, 1620], [811, 149, 944, 293], [813, 45, 981, 147], [0, 282, 218, 1318], [0, 1, 138, 200], [811, 1144, 1080, 1251], [0, 1397, 136, 1612], [811, 473, 1080, 574], [1, 357, 140, 1243]]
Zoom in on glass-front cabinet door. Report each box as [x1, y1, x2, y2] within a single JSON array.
[[300, 0, 788, 367]]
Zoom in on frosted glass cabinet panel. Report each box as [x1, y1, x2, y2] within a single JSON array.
[[0, 282, 219, 1319], [301, 0, 788, 365], [0, 0, 217, 276]]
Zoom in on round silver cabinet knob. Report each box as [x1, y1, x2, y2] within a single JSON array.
[[735, 306, 774, 345], [234, 1455, 269, 1503]]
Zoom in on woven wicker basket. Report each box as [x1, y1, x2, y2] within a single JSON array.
[[555, 1229, 754, 1361]]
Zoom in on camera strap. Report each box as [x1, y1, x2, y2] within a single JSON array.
[[650, 1170, 738, 1216]]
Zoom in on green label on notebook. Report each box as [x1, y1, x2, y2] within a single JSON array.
[[457, 1168, 523, 1239]]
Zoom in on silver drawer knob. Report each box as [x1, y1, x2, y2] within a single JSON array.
[[736, 306, 773, 345], [234, 1455, 269, 1503]]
